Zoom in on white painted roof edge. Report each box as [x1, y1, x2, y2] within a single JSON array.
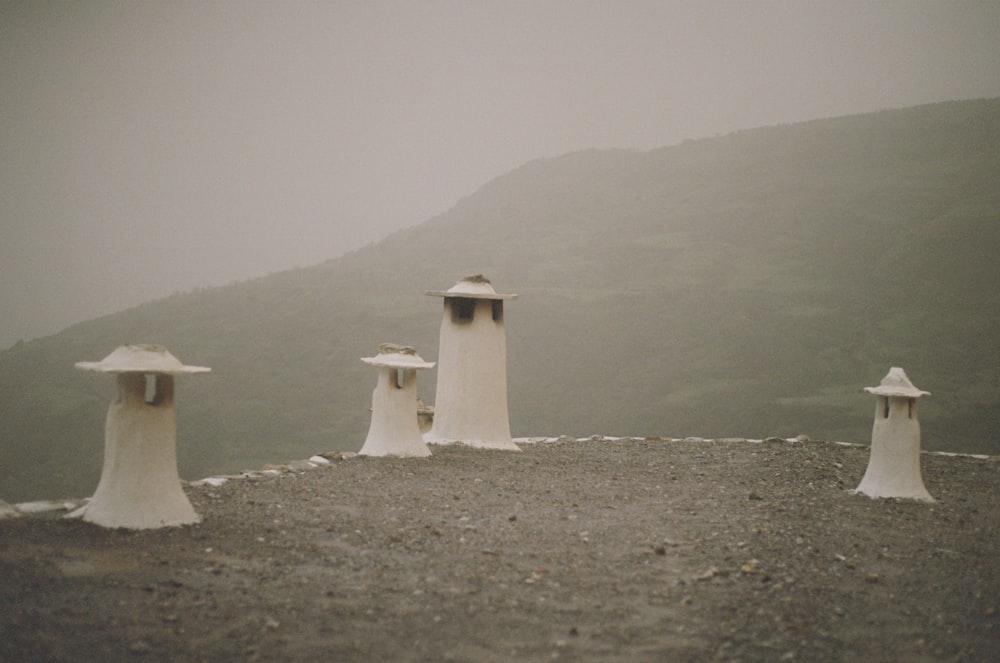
[[8, 438, 996, 514]]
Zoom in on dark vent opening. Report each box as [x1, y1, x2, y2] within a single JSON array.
[[450, 298, 476, 324]]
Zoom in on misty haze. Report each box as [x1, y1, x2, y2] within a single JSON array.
[[2, 3, 1000, 661], [3, 1, 1000, 349], [1, 0, 998, 500], [3, 97, 998, 503]]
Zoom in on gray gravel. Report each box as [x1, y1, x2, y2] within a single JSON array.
[[1, 438, 998, 662]]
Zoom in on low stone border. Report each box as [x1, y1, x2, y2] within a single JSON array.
[[4, 436, 995, 520], [515, 434, 1000, 462]]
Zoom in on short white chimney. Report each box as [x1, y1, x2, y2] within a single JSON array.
[[75, 345, 210, 528], [853, 367, 934, 502], [424, 275, 519, 451], [358, 344, 435, 457]]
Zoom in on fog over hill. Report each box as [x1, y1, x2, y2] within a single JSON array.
[[2, 99, 998, 502]]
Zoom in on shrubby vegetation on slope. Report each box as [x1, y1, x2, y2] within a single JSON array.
[[2, 99, 998, 501]]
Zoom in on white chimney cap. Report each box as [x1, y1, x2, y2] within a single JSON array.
[[426, 274, 517, 300], [863, 367, 930, 398], [361, 344, 435, 370], [76, 344, 211, 375]]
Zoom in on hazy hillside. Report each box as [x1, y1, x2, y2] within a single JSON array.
[[3, 98, 998, 502]]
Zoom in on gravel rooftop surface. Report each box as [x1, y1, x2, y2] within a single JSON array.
[[1, 437, 998, 662]]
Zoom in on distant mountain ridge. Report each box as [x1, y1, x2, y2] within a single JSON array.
[[3, 98, 998, 501]]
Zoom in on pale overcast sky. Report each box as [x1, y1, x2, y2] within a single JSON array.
[[2, 0, 999, 348]]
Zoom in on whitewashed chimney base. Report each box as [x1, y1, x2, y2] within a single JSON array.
[[359, 367, 432, 457], [425, 296, 519, 451], [854, 395, 934, 502], [83, 373, 201, 528]]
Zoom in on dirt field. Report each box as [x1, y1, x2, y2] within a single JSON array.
[[1, 438, 997, 662]]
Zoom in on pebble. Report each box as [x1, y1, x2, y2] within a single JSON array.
[[129, 640, 151, 655]]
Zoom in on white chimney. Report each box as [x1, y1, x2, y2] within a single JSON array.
[[853, 367, 934, 502], [75, 345, 210, 528], [359, 344, 434, 457], [424, 275, 519, 451]]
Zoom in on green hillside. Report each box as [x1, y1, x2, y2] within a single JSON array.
[[2, 99, 998, 502]]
